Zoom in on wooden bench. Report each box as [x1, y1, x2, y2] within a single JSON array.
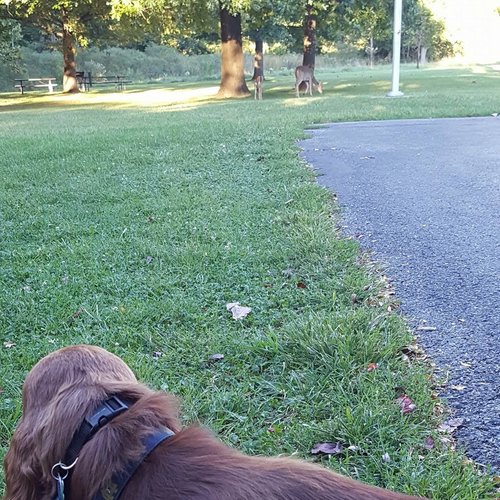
[[14, 78, 57, 95]]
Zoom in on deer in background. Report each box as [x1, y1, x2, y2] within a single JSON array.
[[254, 74, 263, 100], [295, 65, 323, 97]]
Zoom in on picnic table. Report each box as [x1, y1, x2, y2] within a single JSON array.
[[14, 77, 57, 95], [75, 72, 130, 91]]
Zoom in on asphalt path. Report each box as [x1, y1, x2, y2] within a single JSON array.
[[299, 117, 499, 470]]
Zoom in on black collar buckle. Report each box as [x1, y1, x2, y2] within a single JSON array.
[[85, 396, 129, 436]]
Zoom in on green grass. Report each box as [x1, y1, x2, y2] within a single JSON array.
[[1, 64, 499, 498]]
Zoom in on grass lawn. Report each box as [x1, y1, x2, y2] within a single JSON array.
[[1, 63, 499, 498]]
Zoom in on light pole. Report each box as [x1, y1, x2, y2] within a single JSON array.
[[387, 0, 404, 97]]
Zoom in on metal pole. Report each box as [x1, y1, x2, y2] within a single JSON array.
[[387, 0, 404, 97]]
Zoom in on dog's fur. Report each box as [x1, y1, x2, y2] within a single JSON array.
[[4, 345, 424, 500]]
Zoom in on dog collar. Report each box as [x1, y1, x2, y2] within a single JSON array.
[[65, 395, 130, 466], [93, 429, 175, 500], [52, 396, 175, 500], [52, 395, 130, 500]]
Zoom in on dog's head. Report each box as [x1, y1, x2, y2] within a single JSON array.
[[22, 345, 137, 415], [3, 345, 150, 500]]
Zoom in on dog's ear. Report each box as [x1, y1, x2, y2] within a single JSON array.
[[4, 381, 117, 500], [4, 414, 50, 500]]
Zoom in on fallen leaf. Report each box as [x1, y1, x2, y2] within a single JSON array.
[[401, 343, 425, 358], [424, 436, 435, 450], [396, 394, 416, 414], [382, 452, 391, 462], [226, 302, 252, 320], [147, 216, 155, 223], [3, 341, 15, 348], [351, 293, 359, 304], [282, 268, 294, 278], [71, 309, 83, 319], [296, 282, 307, 289], [311, 442, 343, 455], [367, 363, 379, 372], [208, 353, 224, 362], [152, 351, 163, 359], [145, 256, 153, 264], [438, 417, 464, 434]]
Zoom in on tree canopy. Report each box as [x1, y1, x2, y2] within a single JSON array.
[[1, 0, 458, 95]]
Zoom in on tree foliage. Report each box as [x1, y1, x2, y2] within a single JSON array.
[[0, 17, 21, 69], [1, 0, 460, 95]]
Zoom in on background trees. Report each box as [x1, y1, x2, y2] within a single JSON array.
[[0, 0, 461, 94], [1, 0, 113, 91]]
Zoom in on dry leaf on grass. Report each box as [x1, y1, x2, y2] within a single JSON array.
[[311, 442, 343, 455], [226, 302, 252, 320], [208, 353, 224, 363], [3, 341, 15, 348], [438, 417, 464, 434]]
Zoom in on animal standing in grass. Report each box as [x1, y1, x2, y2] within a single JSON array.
[[295, 65, 323, 97], [254, 75, 263, 100], [4, 345, 425, 500]]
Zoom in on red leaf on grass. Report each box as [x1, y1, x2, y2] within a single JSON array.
[[424, 436, 435, 450], [396, 394, 416, 414], [367, 363, 379, 372], [296, 282, 307, 289], [311, 442, 343, 455]]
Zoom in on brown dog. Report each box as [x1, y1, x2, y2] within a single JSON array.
[[4, 345, 424, 500]]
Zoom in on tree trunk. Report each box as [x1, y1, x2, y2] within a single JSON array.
[[217, 4, 250, 98], [369, 36, 375, 69], [302, 3, 316, 68], [62, 9, 79, 93], [419, 46, 428, 67], [251, 38, 264, 81]]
